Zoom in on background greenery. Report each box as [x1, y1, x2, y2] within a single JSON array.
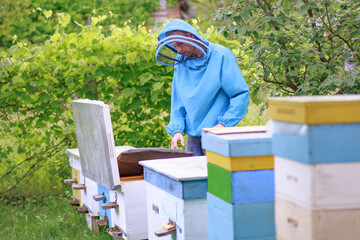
[[0, 0, 358, 200], [1, 0, 358, 239]]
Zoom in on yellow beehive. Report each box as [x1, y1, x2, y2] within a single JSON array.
[[268, 95, 360, 124]]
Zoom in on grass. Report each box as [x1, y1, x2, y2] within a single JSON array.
[[0, 195, 112, 240]]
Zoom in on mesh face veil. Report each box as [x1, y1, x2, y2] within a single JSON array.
[[155, 34, 209, 66]]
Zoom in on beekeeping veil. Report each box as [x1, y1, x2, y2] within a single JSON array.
[[155, 19, 210, 66]]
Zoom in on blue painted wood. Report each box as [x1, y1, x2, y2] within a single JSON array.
[[201, 131, 272, 157], [231, 169, 274, 204], [97, 184, 112, 227], [207, 193, 275, 240], [272, 120, 360, 164], [183, 180, 207, 199], [144, 167, 207, 199]]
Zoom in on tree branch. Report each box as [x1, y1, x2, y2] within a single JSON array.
[[0, 137, 69, 182]]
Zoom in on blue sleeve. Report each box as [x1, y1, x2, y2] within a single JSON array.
[[218, 49, 249, 127], [165, 67, 186, 136]]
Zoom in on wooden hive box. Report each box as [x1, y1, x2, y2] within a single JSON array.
[[139, 156, 208, 240], [202, 126, 273, 171], [207, 162, 274, 204], [268, 95, 360, 124], [208, 193, 275, 240], [202, 126, 275, 240], [271, 120, 360, 164], [276, 196, 360, 240], [275, 156, 360, 210], [71, 99, 193, 239]]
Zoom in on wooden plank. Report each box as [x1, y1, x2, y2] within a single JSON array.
[[101, 202, 119, 210], [207, 163, 274, 204], [206, 150, 274, 171], [72, 184, 86, 190], [93, 194, 106, 202], [207, 193, 275, 239], [272, 121, 360, 164], [68, 199, 80, 206], [144, 167, 207, 199], [139, 156, 207, 181], [76, 205, 89, 214], [275, 157, 360, 209], [72, 99, 122, 190], [86, 214, 99, 232], [276, 196, 360, 240], [202, 126, 267, 135], [201, 131, 272, 157], [64, 179, 78, 184], [268, 95, 360, 124]]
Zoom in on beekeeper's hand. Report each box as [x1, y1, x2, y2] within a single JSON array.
[[213, 123, 225, 128], [171, 132, 185, 150]]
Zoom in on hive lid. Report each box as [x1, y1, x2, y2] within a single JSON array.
[[72, 99, 133, 190], [139, 156, 207, 181], [268, 95, 360, 124], [201, 126, 272, 157]]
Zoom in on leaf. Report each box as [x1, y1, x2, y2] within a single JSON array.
[[43, 10, 53, 19], [139, 73, 153, 86], [345, 74, 356, 87], [152, 82, 164, 91]]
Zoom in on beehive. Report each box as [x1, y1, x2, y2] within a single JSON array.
[[139, 156, 208, 240], [268, 94, 360, 240], [202, 126, 275, 240]]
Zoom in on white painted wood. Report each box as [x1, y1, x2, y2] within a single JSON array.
[[276, 196, 360, 240], [72, 99, 123, 190], [109, 181, 148, 240], [275, 156, 360, 209], [146, 183, 208, 240], [139, 156, 207, 181], [85, 213, 99, 232], [66, 149, 82, 171], [81, 176, 100, 217]]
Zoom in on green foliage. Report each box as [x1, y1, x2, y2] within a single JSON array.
[[0, 195, 112, 239], [0, 14, 245, 196], [212, 0, 360, 96], [0, 0, 159, 48]]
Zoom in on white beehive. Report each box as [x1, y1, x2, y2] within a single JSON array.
[[140, 156, 208, 240]]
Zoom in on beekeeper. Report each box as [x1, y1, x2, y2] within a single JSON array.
[[156, 19, 249, 156]]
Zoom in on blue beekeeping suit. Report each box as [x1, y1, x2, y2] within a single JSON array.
[[156, 19, 249, 138]]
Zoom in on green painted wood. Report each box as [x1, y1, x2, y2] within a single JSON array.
[[207, 163, 232, 203]]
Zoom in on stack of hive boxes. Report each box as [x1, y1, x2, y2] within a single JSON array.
[[268, 95, 360, 240], [202, 126, 275, 240]]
